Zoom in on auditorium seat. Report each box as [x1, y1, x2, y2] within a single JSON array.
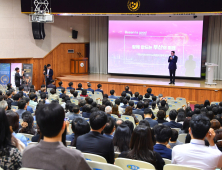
[[19, 119, 23, 125], [18, 133, 34, 143], [168, 104, 177, 111], [169, 100, 183, 109], [87, 91, 93, 95], [165, 97, 175, 103], [108, 98, 116, 105], [47, 88, 52, 94], [211, 101, 219, 105], [94, 91, 103, 100], [28, 142, 38, 146], [29, 105, 35, 111], [163, 164, 202, 170], [115, 158, 155, 170], [66, 141, 71, 146], [86, 160, 123, 170], [178, 134, 187, 143], [11, 105, 18, 110], [111, 114, 119, 119], [176, 97, 187, 106], [163, 158, 171, 164], [67, 146, 76, 149], [121, 115, 136, 128], [71, 99, 78, 105], [83, 153, 107, 163], [114, 152, 121, 158], [135, 114, 143, 121], [171, 128, 180, 133]]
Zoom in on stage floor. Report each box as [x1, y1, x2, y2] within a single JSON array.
[[57, 74, 222, 89]]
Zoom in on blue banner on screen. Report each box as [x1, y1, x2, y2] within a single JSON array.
[[0, 63, 11, 86]]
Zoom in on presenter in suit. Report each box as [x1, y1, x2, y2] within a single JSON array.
[[15, 67, 24, 88], [168, 51, 178, 84], [43, 64, 53, 85]]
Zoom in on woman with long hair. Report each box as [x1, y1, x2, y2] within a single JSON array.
[[123, 106, 139, 124], [113, 123, 131, 152], [0, 108, 22, 169], [119, 125, 165, 170], [179, 117, 191, 134], [112, 105, 121, 118], [204, 100, 210, 107], [71, 118, 90, 147], [177, 112, 186, 124], [5, 110, 25, 153], [7, 83, 12, 91], [19, 114, 36, 135]]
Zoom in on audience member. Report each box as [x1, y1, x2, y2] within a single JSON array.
[[144, 108, 158, 128], [67, 82, 75, 90], [109, 90, 118, 99], [123, 86, 132, 96], [123, 106, 139, 124], [66, 104, 82, 120], [95, 84, 103, 94], [179, 117, 191, 134], [113, 123, 131, 152], [131, 92, 139, 101], [76, 111, 114, 164], [133, 101, 144, 119], [124, 120, 134, 134], [19, 114, 36, 135], [163, 110, 182, 128], [18, 86, 28, 97], [49, 89, 59, 101], [158, 99, 169, 112], [17, 100, 27, 118], [204, 100, 210, 107], [80, 89, 88, 97], [145, 87, 154, 97], [210, 119, 221, 130], [0, 108, 22, 169], [11, 94, 21, 106], [47, 79, 56, 90], [87, 83, 94, 94], [103, 117, 115, 139], [156, 110, 167, 123], [82, 105, 92, 118], [57, 81, 65, 90], [112, 105, 121, 118], [153, 125, 172, 159], [172, 114, 222, 169], [22, 103, 91, 169], [121, 99, 128, 108], [169, 129, 183, 149], [206, 111, 215, 120], [29, 93, 38, 107], [177, 112, 186, 124], [119, 125, 165, 170]]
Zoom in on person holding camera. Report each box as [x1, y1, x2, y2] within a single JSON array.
[[43, 64, 53, 85], [15, 67, 24, 88]]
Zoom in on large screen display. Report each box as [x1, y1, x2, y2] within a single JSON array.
[[108, 20, 203, 78]]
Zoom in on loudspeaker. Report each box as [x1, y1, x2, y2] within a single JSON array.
[[72, 30, 78, 39], [32, 22, 45, 40]]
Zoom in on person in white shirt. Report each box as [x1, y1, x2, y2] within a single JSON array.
[[172, 114, 222, 170]]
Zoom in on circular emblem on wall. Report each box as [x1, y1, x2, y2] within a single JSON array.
[[127, 0, 140, 12], [80, 63, 84, 67], [1, 75, 9, 84]]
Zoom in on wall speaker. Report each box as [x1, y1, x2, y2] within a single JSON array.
[[72, 30, 78, 39], [32, 22, 45, 40]]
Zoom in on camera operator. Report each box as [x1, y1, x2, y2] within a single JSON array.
[[15, 67, 24, 88], [43, 64, 53, 85]]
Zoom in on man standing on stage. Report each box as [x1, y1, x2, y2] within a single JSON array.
[[168, 51, 178, 84], [43, 64, 53, 85], [15, 67, 24, 88]]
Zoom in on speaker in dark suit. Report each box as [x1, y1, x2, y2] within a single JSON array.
[[168, 51, 178, 84], [44, 64, 53, 85], [15, 67, 23, 87]]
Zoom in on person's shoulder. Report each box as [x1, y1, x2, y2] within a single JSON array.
[[23, 144, 38, 156], [61, 145, 83, 158]]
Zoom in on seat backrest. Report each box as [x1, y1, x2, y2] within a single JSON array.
[[67, 146, 76, 149], [168, 104, 177, 111], [12, 105, 18, 110], [47, 88, 52, 94], [57, 89, 62, 93], [83, 153, 107, 163], [71, 99, 79, 105], [211, 101, 219, 106], [86, 160, 123, 170], [111, 114, 119, 119], [29, 105, 35, 110], [126, 93, 131, 97], [172, 128, 180, 133], [135, 114, 143, 121], [28, 142, 38, 146], [108, 98, 116, 105], [17, 133, 34, 143], [121, 115, 136, 128], [115, 158, 155, 170], [66, 141, 71, 146], [165, 96, 175, 102], [169, 100, 182, 109], [19, 119, 23, 125], [178, 134, 187, 143], [163, 158, 171, 165], [163, 164, 202, 170], [94, 91, 103, 100], [176, 97, 187, 106], [115, 152, 121, 158], [87, 91, 93, 95], [88, 94, 94, 100]]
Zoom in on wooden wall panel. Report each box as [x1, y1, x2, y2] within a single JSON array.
[[0, 43, 89, 90]]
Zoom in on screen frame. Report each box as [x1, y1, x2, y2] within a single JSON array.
[[107, 17, 204, 80]]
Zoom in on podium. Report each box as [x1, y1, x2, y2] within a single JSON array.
[[70, 58, 88, 74], [205, 63, 218, 85]]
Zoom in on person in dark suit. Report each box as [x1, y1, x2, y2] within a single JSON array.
[[43, 64, 53, 85], [57, 81, 65, 90], [122, 86, 132, 97], [76, 83, 83, 91], [158, 100, 169, 113], [131, 92, 139, 101], [15, 67, 24, 88], [67, 82, 75, 90], [108, 90, 118, 99], [153, 125, 172, 160], [163, 110, 182, 129], [132, 101, 145, 119], [168, 51, 178, 84], [87, 83, 94, 94], [76, 111, 114, 164], [47, 80, 56, 90], [82, 105, 92, 118], [144, 108, 158, 128], [95, 84, 103, 95]]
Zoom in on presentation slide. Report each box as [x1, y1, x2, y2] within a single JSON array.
[[108, 20, 203, 78]]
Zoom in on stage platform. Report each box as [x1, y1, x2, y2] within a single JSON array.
[[56, 74, 222, 104]]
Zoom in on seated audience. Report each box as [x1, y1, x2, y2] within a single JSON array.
[[112, 105, 121, 118], [172, 114, 222, 169], [113, 123, 131, 152], [67, 82, 75, 90], [80, 89, 88, 97], [11, 94, 21, 106], [169, 129, 183, 149], [204, 100, 210, 107], [22, 103, 91, 170], [76, 111, 114, 164], [121, 99, 128, 108], [119, 125, 165, 170], [206, 111, 214, 120], [154, 125, 172, 159], [163, 110, 182, 129], [103, 117, 115, 139], [122, 86, 132, 97], [47, 79, 56, 90], [69, 118, 90, 146], [145, 87, 154, 97], [40, 93, 50, 104], [0, 100, 8, 110], [124, 120, 134, 134], [133, 101, 145, 119], [66, 104, 82, 120], [23, 97, 34, 113], [7, 83, 12, 91], [49, 89, 59, 101], [177, 112, 186, 124], [144, 108, 158, 128], [210, 119, 221, 130], [95, 84, 103, 94], [151, 102, 159, 112], [29, 93, 38, 107], [131, 92, 139, 101], [6, 91, 13, 110], [18, 86, 28, 97], [17, 100, 27, 118], [156, 110, 168, 124], [179, 117, 191, 134], [19, 114, 36, 135], [87, 83, 94, 94], [105, 106, 112, 117], [57, 81, 65, 90], [0, 108, 22, 169], [123, 106, 139, 124], [129, 101, 136, 110], [59, 88, 66, 99], [76, 83, 83, 91], [109, 90, 118, 99], [31, 125, 42, 142], [158, 99, 169, 112], [82, 105, 92, 118]]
